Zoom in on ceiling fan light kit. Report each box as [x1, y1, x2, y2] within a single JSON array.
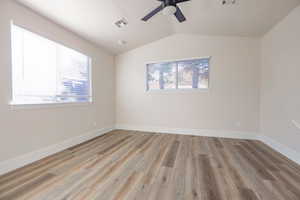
[[162, 5, 177, 15], [142, 0, 190, 23]]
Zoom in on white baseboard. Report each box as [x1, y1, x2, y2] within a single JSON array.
[[116, 125, 300, 165], [115, 124, 258, 140], [1, 125, 299, 177], [258, 135, 300, 165], [0, 127, 114, 176]]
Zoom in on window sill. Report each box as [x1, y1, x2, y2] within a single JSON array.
[[9, 101, 93, 110], [146, 88, 209, 93]]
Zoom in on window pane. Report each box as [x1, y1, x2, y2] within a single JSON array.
[[147, 62, 176, 90], [11, 24, 92, 105], [11, 26, 24, 97], [22, 29, 57, 96], [56, 45, 90, 102], [178, 59, 209, 89]]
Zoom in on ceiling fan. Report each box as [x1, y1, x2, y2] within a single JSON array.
[[142, 0, 190, 23]]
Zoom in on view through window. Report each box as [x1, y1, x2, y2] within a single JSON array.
[[146, 58, 210, 91], [11, 24, 92, 105]]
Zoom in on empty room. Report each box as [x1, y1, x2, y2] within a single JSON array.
[[0, 0, 300, 199]]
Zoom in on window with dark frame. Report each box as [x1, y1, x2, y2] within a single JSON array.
[[146, 58, 210, 91]]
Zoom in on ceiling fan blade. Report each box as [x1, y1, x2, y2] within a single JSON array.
[[142, 4, 164, 21], [175, 0, 191, 3], [174, 6, 186, 23]]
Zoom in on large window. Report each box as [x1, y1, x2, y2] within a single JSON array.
[[146, 58, 210, 91], [11, 24, 92, 105]]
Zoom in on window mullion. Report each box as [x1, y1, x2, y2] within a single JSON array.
[[88, 57, 92, 97], [21, 31, 25, 80], [55, 45, 59, 103], [146, 65, 149, 91], [176, 62, 179, 89]]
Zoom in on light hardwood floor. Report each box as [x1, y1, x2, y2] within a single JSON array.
[[0, 130, 300, 200]]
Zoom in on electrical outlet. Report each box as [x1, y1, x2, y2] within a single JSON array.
[[292, 120, 300, 130]]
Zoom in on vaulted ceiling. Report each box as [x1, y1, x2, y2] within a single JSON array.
[[17, 0, 300, 54]]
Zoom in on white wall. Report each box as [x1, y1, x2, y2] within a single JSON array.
[[116, 34, 260, 135], [261, 6, 300, 153], [0, 0, 115, 162]]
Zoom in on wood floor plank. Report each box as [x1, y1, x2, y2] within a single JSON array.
[[127, 135, 173, 200], [198, 154, 223, 200], [184, 136, 200, 200], [112, 171, 142, 200], [21, 132, 144, 200], [0, 173, 56, 200], [251, 140, 300, 172], [221, 139, 281, 200], [163, 140, 180, 168], [235, 145, 276, 181], [210, 140, 259, 200], [241, 142, 279, 172], [0, 149, 72, 185], [0, 130, 299, 200], [62, 134, 154, 199]]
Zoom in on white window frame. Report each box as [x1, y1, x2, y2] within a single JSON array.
[[10, 23, 93, 108], [145, 57, 211, 92]]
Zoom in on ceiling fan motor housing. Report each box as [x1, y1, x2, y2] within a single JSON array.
[[163, 0, 176, 7]]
